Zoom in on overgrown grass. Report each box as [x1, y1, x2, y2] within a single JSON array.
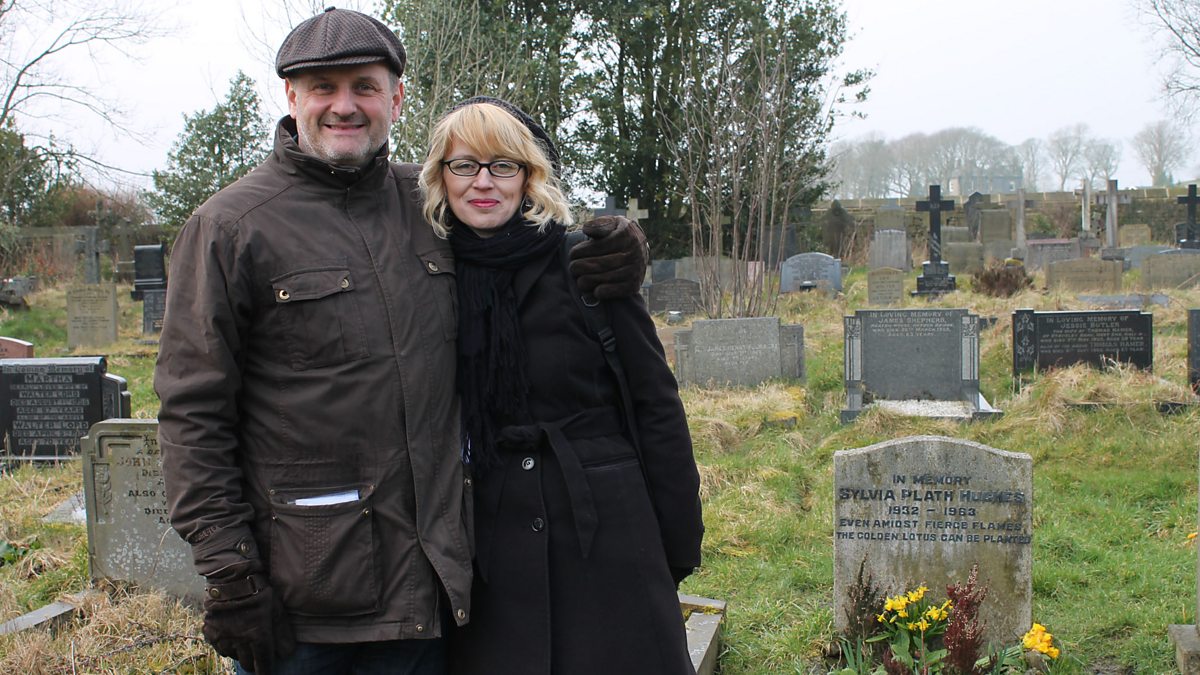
[[1, 277, 1199, 672]]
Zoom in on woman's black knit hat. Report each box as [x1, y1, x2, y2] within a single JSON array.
[[449, 96, 561, 175]]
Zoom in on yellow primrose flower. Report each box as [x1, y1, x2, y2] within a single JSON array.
[[877, 613, 886, 623], [916, 619, 930, 631], [897, 609, 908, 618], [1189, 532, 1197, 541]]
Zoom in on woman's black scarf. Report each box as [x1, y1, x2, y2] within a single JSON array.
[[449, 213, 565, 469]]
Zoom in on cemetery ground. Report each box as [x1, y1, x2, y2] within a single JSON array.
[[1, 277, 1199, 673]]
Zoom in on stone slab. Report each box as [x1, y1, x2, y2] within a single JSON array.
[[681, 594, 726, 675], [978, 210, 1012, 243], [66, 284, 118, 348], [141, 288, 165, 335], [675, 317, 803, 387], [1045, 258, 1123, 293], [1169, 624, 1200, 675], [1012, 309, 1153, 379], [834, 435, 1032, 645]]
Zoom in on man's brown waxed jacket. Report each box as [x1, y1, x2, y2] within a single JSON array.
[[156, 117, 473, 644]]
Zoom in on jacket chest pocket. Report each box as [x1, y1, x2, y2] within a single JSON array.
[[418, 250, 456, 342], [271, 264, 369, 370]]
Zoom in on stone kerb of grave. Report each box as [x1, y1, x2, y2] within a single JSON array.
[[833, 435, 1033, 646], [674, 317, 804, 387]]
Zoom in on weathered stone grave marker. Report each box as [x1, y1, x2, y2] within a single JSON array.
[[842, 309, 999, 422], [0, 357, 130, 460], [1142, 250, 1200, 290], [1012, 309, 1153, 384], [1045, 257, 1123, 293], [81, 419, 203, 601], [649, 278, 702, 315], [914, 185, 956, 295], [833, 435, 1033, 645], [1120, 223, 1153, 247], [141, 288, 166, 335], [866, 267, 904, 306], [1178, 183, 1200, 250], [66, 284, 119, 348], [780, 252, 842, 293], [1024, 238, 1081, 272], [674, 317, 803, 387], [868, 228, 910, 271]]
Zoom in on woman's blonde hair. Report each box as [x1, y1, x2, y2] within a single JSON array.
[[419, 102, 573, 237]]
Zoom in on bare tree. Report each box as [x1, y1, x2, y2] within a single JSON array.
[[1132, 119, 1191, 185], [1016, 138, 1044, 191], [1082, 138, 1122, 187], [1045, 124, 1090, 191], [1141, 0, 1200, 121], [829, 133, 893, 199]]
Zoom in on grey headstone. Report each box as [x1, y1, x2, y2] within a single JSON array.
[[842, 309, 997, 422], [978, 210, 1012, 243], [651, 260, 678, 283], [0, 357, 112, 460], [983, 239, 1016, 263], [1142, 250, 1200, 290], [869, 230, 910, 271], [781, 252, 842, 293], [833, 435, 1032, 645], [1045, 258, 1123, 293], [963, 192, 985, 239], [0, 337, 33, 358], [142, 288, 166, 335], [867, 268, 904, 306], [1024, 239, 1082, 272], [648, 278, 702, 315], [1120, 224, 1152, 247], [943, 242, 984, 275], [874, 204, 905, 232], [941, 226, 970, 244], [81, 419, 204, 602], [66, 284, 119, 348], [674, 317, 804, 387], [1125, 245, 1174, 270]]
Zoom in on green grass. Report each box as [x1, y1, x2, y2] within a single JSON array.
[[1, 276, 1200, 672]]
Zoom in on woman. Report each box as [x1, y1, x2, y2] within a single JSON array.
[[419, 96, 703, 675]]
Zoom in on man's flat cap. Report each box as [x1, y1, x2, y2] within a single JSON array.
[[276, 7, 406, 78]]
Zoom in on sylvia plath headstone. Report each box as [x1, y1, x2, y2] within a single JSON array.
[[842, 309, 999, 422], [914, 185, 956, 295], [0, 357, 130, 460], [66, 284, 119, 348], [1012, 309, 1153, 383], [834, 435, 1032, 645], [674, 317, 803, 387], [82, 419, 203, 601], [0, 337, 33, 359]]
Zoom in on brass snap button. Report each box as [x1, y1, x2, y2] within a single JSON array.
[[416, 624, 425, 633], [457, 609, 466, 620], [340, 277, 350, 289], [426, 261, 439, 273], [521, 457, 535, 471], [277, 289, 290, 301]]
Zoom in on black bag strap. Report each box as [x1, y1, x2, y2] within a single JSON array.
[[561, 230, 645, 466]]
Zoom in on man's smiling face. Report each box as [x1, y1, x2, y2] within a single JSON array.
[[285, 62, 402, 167]]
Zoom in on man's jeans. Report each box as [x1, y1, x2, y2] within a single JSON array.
[[234, 637, 447, 675]]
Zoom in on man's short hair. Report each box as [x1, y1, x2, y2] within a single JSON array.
[[276, 7, 406, 78]]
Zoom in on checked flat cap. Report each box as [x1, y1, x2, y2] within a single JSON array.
[[276, 7, 406, 78]]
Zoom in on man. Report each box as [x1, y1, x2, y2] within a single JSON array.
[[155, 8, 646, 675]]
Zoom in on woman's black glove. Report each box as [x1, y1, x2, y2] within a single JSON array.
[[568, 216, 649, 300], [202, 574, 295, 673]]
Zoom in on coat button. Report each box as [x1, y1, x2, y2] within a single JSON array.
[[236, 541, 251, 555], [426, 261, 439, 273], [464, 478, 473, 487], [340, 277, 350, 289], [277, 289, 290, 301], [207, 588, 221, 599], [457, 609, 466, 620], [532, 517, 545, 532], [415, 624, 424, 633], [521, 457, 535, 471]]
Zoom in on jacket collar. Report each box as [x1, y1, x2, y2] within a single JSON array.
[[272, 115, 391, 192]]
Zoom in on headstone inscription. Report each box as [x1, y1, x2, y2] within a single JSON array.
[[842, 309, 999, 422], [1024, 238, 1081, 272], [0, 337, 33, 358], [868, 229, 910, 271], [130, 244, 167, 300], [833, 435, 1033, 646], [1142, 250, 1200, 290], [81, 419, 204, 601], [141, 288, 166, 335], [1191, 310, 1200, 396], [66, 284, 119, 348], [1178, 184, 1200, 249], [1045, 258, 1123, 293], [914, 185, 956, 295], [867, 268, 904, 306], [780, 252, 842, 293], [1119, 224, 1153, 247], [1011, 309, 1153, 382], [0, 357, 130, 460], [674, 317, 804, 387], [648, 278, 702, 315]]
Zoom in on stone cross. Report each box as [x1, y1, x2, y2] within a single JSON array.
[[1180, 184, 1200, 249], [1012, 189, 1034, 250], [916, 184, 955, 265], [73, 226, 103, 285], [625, 198, 650, 222], [593, 195, 626, 218], [1079, 180, 1092, 234], [1105, 179, 1119, 248]]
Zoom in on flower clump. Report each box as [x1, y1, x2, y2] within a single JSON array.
[[876, 585, 953, 633], [1022, 623, 1060, 660]]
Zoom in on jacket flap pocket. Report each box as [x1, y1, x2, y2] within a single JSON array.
[[416, 247, 455, 276], [272, 267, 353, 303]]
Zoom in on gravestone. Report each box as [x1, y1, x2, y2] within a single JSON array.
[[1191, 310, 1200, 395], [1103, 179, 1120, 249], [130, 244, 167, 300], [978, 210, 1012, 243], [868, 229, 910, 271], [780, 252, 842, 293], [943, 242, 984, 275], [1177, 184, 1200, 249], [1045, 258, 1123, 293], [867, 268, 904, 306], [1142, 250, 1200, 290], [914, 185, 957, 296], [963, 192, 985, 240], [0, 357, 130, 460], [1126, 245, 1174, 270], [874, 202, 905, 232], [141, 288, 166, 335], [673, 256, 738, 285], [651, 260, 678, 283], [81, 419, 203, 601], [842, 309, 999, 422], [1024, 239, 1082, 272], [941, 226, 971, 244], [0, 276, 37, 308], [66, 285, 119, 348], [1012, 309, 1153, 382], [1120, 224, 1153, 247], [833, 435, 1032, 646], [1011, 189, 1033, 253], [674, 317, 804, 387], [649, 278, 702, 315], [0, 337, 33, 358]]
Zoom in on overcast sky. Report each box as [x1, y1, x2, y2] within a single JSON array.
[[16, 0, 1192, 194]]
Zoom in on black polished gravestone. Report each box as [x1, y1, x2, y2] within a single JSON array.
[[1012, 309, 1153, 383], [130, 244, 167, 300], [141, 288, 165, 335], [0, 357, 130, 461], [913, 185, 957, 296], [1179, 184, 1200, 250]]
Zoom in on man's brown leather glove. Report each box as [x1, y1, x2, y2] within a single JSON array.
[[568, 216, 649, 300], [202, 574, 295, 674]]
